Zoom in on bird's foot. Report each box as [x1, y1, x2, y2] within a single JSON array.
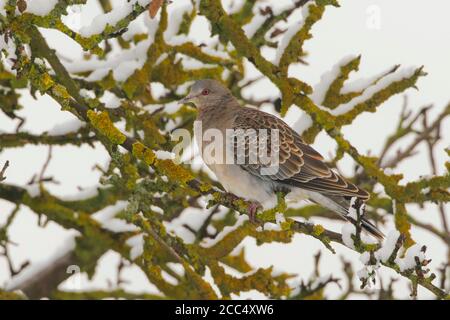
[[223, 193, 261, 224], [248, 202, 262, 224]]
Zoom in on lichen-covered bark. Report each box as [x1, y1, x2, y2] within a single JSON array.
[[0, 0, 448, 300]]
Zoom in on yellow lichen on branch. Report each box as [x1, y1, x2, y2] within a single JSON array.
[[0, 0, 448, 301], [87, 110, 127, 145]]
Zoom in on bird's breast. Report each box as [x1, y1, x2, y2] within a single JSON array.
[[211, 163, 277, 209], [194, 113, 277, 208]]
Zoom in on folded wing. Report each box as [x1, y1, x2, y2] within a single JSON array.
[[231, 107, 369, 200]]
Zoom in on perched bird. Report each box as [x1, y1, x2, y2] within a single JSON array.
[[179, 79, 384, 239]]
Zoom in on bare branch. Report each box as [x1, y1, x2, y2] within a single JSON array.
[[0, 161, 9, 182]]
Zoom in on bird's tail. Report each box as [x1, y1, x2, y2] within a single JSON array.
[[307, 192, 384, 240], [355, 216, 385, 240]]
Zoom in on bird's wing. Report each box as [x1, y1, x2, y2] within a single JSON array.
[[231, 107, 369, 199]]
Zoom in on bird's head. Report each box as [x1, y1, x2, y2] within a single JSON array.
[[178, 79, 233, 109]]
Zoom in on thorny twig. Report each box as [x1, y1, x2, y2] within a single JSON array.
[[380, 102, 449, 169], [0, 205, 29, 277]]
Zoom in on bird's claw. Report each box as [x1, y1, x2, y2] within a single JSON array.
[[248, 202, 262, 224], [224, 193, 261, 224]]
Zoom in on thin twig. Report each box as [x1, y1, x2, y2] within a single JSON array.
[[0, 161, 9, 182]]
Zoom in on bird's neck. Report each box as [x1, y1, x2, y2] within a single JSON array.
[[197, 96, 240, 126]]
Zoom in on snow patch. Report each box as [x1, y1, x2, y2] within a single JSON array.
[[374, 230, 400, 263], [85, 68, 110, 82], [25, 184, 41, 198], [310, 55, 359, 105], [330, 67, 419, 116], [356, 268, 370, 279], [421, 187, 430, 194], [80, 88, 96, 99], [181, 57, 216, 71], [161, 270, 179, 285], [25, 0, 58, 16], [348, 197, 358, 220], [274, 2, 314, 66], [167, 262, 185, 277], [100, 91, 122, 109], [341, 223, 356, 249], [203, 266, 222, 298], [164, 3, 193, 41], [47, 119, 85, 136], [150, 205, 164, 215], [360, 251, 371, 265], [155, 150, 175, 160], [242, 14, 266, 38], [275, 212, 285, 224], [396, 244, 427, 272], [0, 32, 18, 75], [126, 233, 144, 260], [113, 60, 144, 82], [79, 0, 151, 37], [262, 222, 282, 231], [92, 201, 139, 233], [154, 53, 169, 67]]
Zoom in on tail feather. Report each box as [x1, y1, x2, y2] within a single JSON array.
[[359, 216, 385, 240], [306, 191, 384, 240]]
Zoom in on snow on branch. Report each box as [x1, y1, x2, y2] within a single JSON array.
[[0, 0, 448, 300]]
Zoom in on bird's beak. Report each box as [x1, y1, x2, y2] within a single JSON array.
[[178, 94, 195, 106]]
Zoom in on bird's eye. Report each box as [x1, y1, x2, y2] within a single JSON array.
[[201, 89, 210, 96]]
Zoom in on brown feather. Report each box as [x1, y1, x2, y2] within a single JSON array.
[[232, 107, 369, 200]]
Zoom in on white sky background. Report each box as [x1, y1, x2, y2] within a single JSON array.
[[0, 0, 449, 299]]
